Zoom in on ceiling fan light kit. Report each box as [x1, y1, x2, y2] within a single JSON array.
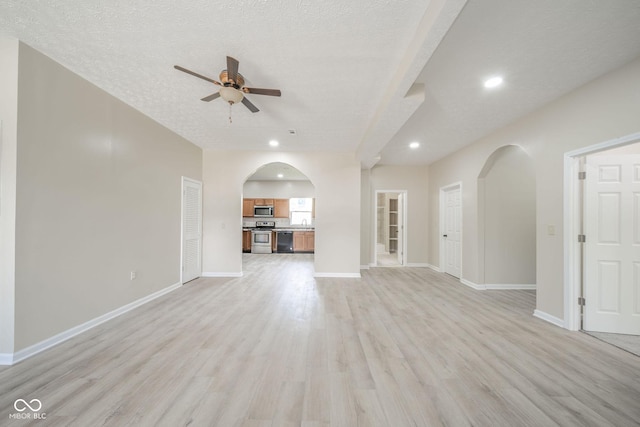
[[219, 86, 244, 104], [174, 56, 281, 123]]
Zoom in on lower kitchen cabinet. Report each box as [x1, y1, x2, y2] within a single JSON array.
[[272, 231, 277, 252], [242, 230, 251, 252], [293, 231, 314, 253]]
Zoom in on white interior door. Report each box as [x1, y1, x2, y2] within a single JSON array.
[[182, 177, 202, 284], [584, 154, 640, 334], [443, 186, 462, 278], [397, 193, 404, 265]]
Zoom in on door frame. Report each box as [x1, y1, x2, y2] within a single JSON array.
[[181, 176, 203, 284], [373, 190, 408, 267], [439, 182, 462, 277], [564, 131, 640, 331]]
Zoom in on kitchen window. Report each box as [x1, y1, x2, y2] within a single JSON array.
[[290, 197, 313, 225]]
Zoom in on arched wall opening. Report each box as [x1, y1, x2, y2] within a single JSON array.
[[241, 162, 316, 268], [478, 145, 537, 288]]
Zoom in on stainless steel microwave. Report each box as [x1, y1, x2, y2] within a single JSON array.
[[254, 205, 274, 217]]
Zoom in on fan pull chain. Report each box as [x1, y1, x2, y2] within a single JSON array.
[[229, 103, 233, 123]]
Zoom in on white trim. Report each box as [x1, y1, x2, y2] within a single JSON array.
[[427, 264, 441, 272], [533, 309, 565, 328], [459, 278, 535, 291], [563, 131, 640, 332], [201, 271, 243, 278], [406, 263, 430, 268], [0, 353, 13, 366], [460, 278, 484, 290], [360, 265, 370, 270], [485, 284, 536, 290], [8, 282, 182, 365], [314, 272, 361, 278]]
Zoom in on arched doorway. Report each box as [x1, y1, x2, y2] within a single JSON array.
[[478, 145, 536, 288], [241, 162, 315, 267]]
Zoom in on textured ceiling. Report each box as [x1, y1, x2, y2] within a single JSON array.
[[1, 0, 639, 167]]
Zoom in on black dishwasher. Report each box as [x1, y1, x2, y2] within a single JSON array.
[[276, 231, 294, 253]]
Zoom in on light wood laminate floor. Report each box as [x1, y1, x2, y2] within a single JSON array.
[[1, 254, 639, 426]]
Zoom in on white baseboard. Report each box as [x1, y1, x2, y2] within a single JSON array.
[[485, 283, 537, 290], [201, 272, 243, 277], [0, 353, 13, 365], [406, 263, 430, 268], [360, 265, 370, 270], [533, 309, 565, 328], [314, 272, 361, 278], [426, 264, 441, 272], [460, 279, 536, 291], [460, 278, 485, 290], [9, 282, 182, 365]]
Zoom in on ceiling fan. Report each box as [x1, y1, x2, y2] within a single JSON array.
[[174, 56, 281, 121]]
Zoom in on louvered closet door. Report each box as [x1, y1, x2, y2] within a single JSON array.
[[182, 177, 202, 283], [584, 154, 640, 335]]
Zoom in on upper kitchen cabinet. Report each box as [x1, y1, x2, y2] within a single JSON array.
[[274, 199, 289, 218], [253, 199, 274, 206], [242, 199, 255, 217]]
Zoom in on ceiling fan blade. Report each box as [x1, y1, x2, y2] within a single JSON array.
[[243, 87, 282, 97], [241, 97, 259, 113], [174, 65, 221, 86], [227, 56, 239, 84], [201, 92, 221, 102]]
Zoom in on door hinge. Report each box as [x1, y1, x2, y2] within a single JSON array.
[[578, 234, 586, 243], [578, 171, 586, 180], [578, 297, 586, 306]]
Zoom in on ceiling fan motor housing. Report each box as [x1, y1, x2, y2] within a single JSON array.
[[219, 70, 245, 88]]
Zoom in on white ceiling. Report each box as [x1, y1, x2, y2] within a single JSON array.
[[1, 0, 639, 167]]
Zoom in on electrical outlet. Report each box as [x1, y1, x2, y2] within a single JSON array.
[[547, 225, 556, 236], [130, 271, 137, 280]]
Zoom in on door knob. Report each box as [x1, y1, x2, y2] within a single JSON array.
[[443, 234, 448, 237]]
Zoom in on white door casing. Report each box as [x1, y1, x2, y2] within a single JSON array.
[[181, 177, 202, 284], [584, 154, 640, 335], [442, 184, 462, 278]]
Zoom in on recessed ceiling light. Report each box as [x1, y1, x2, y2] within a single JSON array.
[[277, 173, 284, 178], [484, 76, 504, 89], [409, 142, 420, 149], [269, 140, 279, 147]]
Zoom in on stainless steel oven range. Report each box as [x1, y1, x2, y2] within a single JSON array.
[[251, 220, 275, 254]]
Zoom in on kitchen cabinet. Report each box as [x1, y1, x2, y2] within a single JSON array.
[[274, 198, 289, 218], [242, 230, 251, 252], [242, 199, 255, 217], [253, 198, 274, 206], [293, 231, 314, 252], [272, 231, 277, 252]]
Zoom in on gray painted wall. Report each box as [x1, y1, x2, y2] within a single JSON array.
[[13, 43, 202, 351]]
